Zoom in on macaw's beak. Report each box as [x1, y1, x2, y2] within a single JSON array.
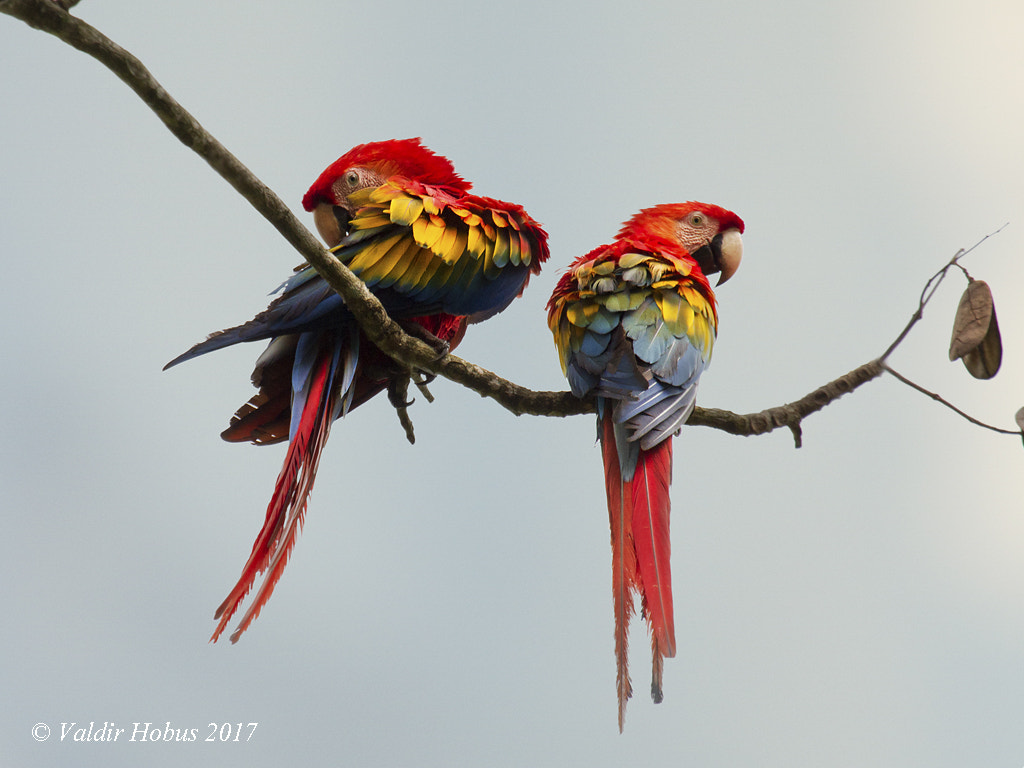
[[693, 228, 743, 286], [715, 228, 743, 285], [312, 202, 353, 248]]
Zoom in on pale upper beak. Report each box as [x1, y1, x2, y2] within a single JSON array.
[[313, 201, 349, 248], [716, 227, 743, 286]]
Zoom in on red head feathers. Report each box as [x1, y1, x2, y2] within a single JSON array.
[[302, 138, 471, 211], [616, 201, 745, 243]]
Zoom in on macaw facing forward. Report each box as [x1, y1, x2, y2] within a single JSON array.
[[547, 202, 743, 730], [166, 138, 549, 643]]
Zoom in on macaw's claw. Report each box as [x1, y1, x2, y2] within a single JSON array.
[[413, 370, 438, 386], [388, 375, 415, 409], [398, 320, 451, 360]]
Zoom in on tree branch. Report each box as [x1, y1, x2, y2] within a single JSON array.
[[0, 0, 995, 446], [689, 360, 885, 447], [0, 0, 546, 412]]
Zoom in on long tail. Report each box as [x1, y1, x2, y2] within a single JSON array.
[[600, 410, 675, 731], [210, 330, 356, 643], [601, 412, 637, 732], [630, 438, 675, 703]]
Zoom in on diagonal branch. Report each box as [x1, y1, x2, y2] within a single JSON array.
[[0, 0, 399, 348], [0, 0, 552, 410], [0, 0, 978, 444]]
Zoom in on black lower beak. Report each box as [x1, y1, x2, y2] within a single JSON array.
[[690, 234, 724, 278], [332, 205, 352, 238]]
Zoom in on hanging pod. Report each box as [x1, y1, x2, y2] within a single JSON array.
[[949, 279, 1002, 379]]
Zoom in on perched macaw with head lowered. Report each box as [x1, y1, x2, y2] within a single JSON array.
[[547, 202, 743, 730], [166, 138, 549, 643]]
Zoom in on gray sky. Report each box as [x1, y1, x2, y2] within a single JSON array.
[[3, 1, 1024, 765]]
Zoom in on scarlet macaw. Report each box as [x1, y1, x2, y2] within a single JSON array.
[[166, 138, 549, 643], [547, 202, 743, 730]]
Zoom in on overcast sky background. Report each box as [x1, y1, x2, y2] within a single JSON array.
[[3, 1, 1024, 766]]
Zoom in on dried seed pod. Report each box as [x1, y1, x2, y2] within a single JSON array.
[[949, 279, 1002, 379]]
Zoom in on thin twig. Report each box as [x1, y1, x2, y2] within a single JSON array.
[[411, 372, 436, 404], [881, 363, 1021, 436], [388, 376, 418, 445], [876, 223, 1019, 438], [881, 225, 1008, 362]]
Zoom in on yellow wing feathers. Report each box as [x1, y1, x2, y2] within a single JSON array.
[[341, 182, 540, 293], [550, 250, 717, 368]]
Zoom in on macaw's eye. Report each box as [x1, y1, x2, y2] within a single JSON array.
[[688, 213, 706, 227], [344, 170, 360, 187]]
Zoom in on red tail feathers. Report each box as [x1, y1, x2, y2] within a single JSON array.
[[630, 438, 675, 701], [211, 348, 337, 643], [601, 414, 636, 732], [600, 411, 675, 730]]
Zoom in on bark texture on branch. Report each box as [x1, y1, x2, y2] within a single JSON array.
[[0, 0, 417, 360], [1, 0, 890, 440], [688, 360, 885, 447]]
